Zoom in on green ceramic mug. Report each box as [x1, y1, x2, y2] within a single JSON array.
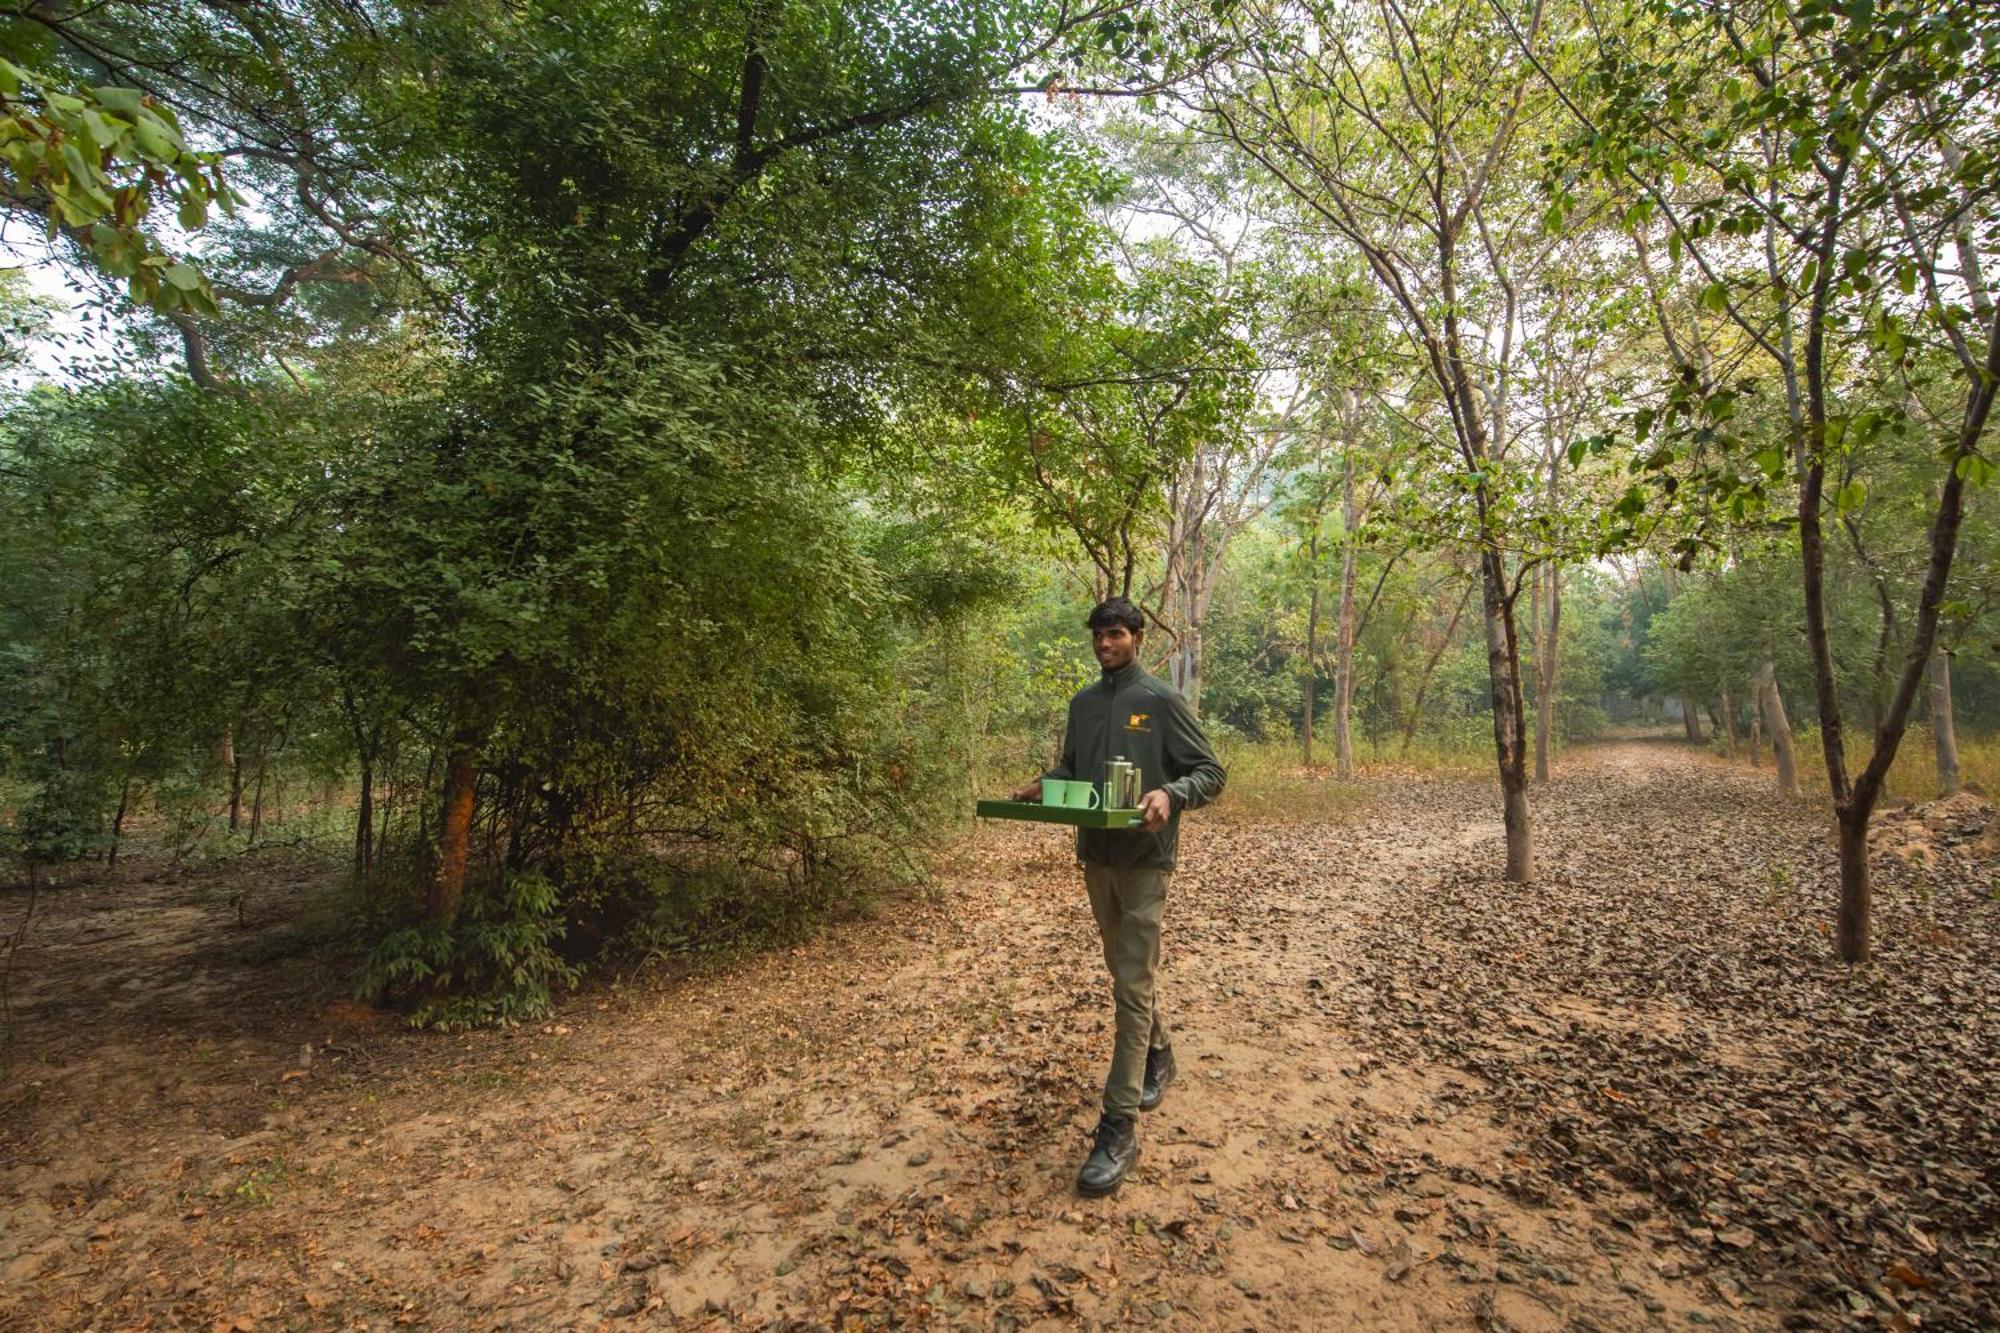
[[1043, 778, 1100, 810]]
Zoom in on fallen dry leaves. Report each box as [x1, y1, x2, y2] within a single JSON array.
[[2, 740, 1995, 1330]]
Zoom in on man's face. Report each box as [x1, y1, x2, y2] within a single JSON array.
[[1092, 623, 1140, 672]]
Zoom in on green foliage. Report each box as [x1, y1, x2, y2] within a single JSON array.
[[358, 872, 580, 1031], [0, 268, 53, 372], [5, 0, 1998, 1007], [0, 58, 234, 311], [7, 763, 104, 866]]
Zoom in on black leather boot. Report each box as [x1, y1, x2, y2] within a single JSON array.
[[1076, 1114, 1138, 1197], [1140, 1044, 1176, 1112]]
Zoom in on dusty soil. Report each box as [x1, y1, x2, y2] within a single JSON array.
[[2, 740, 1995, 1331]]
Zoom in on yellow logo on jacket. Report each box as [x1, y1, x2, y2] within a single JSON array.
[[1126, 712, 1151, 732]]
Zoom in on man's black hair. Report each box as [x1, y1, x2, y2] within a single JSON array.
[[1085, 596, 1145, 634]]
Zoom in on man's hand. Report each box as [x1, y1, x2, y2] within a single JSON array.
[[1138, 789, 1172, 831], [1011, 780, 1043, 803]]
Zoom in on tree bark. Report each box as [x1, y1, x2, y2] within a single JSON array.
[[108, 775, 133, 870], [248, 760, 267, 844], [1682, 696, 1705, 745], [1502, 778, 1532, 882], [1333, 454, 1358, 780], [1836, 810, 1871, 966], [1534, 562, 1560, 783], [1758, 661, 1800, 798], [1480, 549, 1532, 882], [429, 746, 479, 926], [355, 760, 375, 882], [1749, 690, 1763, 767], [1930, 649, 1960, 796], [1529, 565, 1541, 773], [1181, 623, 1204, 717], [217, 725, 239, 830], [1720, 688, 1739, 760], [1166, 449, 1208, 716], [1302, 539, 1320, 767]]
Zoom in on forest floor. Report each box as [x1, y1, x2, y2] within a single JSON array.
[[3, 739, 1997, 1332]]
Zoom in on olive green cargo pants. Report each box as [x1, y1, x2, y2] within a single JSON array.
[[1082, 864, 1172, 1120]]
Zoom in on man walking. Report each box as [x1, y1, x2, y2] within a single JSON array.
[[1011, 596, 1226, 1196]]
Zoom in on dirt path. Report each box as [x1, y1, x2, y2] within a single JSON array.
[[3, 741, 1996, 1330]]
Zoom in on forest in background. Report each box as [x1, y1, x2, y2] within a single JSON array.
[[2, 0, 1996, 1026]]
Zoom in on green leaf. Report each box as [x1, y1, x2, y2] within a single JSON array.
[[81, 109, 126, 153], [1955, 454, 1995, 487], [1701, 282, 1730, 313], [1753, 446, 1786, 479], [59, 139, 95, 188], [91, 86, 146, 115], [131, 109, 186, 158], [161, 262, 203, 291], [1834, 480, 1865, 513]]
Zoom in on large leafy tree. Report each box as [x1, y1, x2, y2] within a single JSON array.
[[2, 2, 1172, 1023], [1561, 0, 2000, 960], [1182, 0, 1564, 881]]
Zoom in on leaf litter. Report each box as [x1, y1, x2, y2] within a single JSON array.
[[0, 739, 1993, 1328]]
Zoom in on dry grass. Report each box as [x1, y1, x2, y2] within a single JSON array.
[[1212, 738, 1375, 823], [1874, 729, 2000, 803], [1358, 733, 1497, 777], [1727, 725, 2000, 807]]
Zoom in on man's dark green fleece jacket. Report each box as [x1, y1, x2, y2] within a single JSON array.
[[1044, 660, 1226, 870]]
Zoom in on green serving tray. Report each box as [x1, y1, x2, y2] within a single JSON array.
[[975, 799, 1144, 829]]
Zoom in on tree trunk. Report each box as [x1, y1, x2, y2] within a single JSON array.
[[1758, 661, 1800, 798], [1333, 455, 1358, 780], [108, 775, 133, 870], [1749, 692, 1764, 767], [1930, 649, 1960, 796], [429, 746, 478, 925], [1534, 432, 1563, 783], [227, 751, 244, 832], [1534, 562, 1560, 783], [1502, 779, 1532, 881], [1302, 543, 1320, 767], [355, 761, 375, 882], [1682, 696, 1705, 745], [1720, 688, 1739, 760], [248, 760, 267, 844], [1529, 566, 1540, 768], [1166, 449, 1209, 717], [1836, 809, 1871, 966], [1479, 549, 1532, 883], [1181, 624, 1204, 717]]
